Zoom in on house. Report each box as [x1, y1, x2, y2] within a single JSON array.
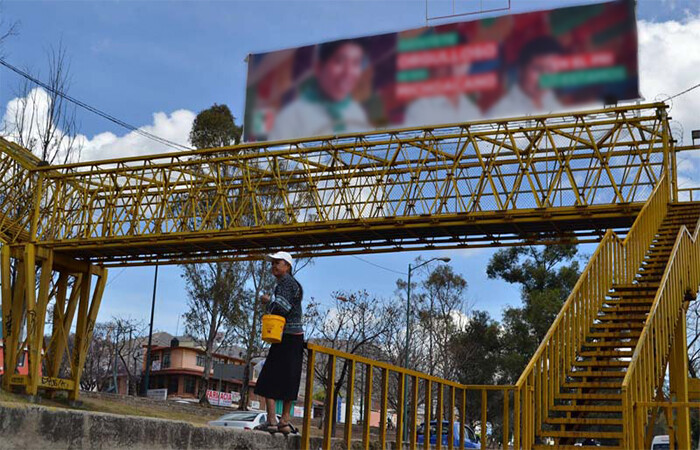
[[141, 335, 262, 405], [0, 339, 32, 377]]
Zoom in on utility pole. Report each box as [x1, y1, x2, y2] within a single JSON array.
[[403, 257, 450, 442], [142, 264, 159, 396]]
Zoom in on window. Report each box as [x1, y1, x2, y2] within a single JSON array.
[[168, 376, 179, 395], [220, 412, 259, 421], [196, 354, 205, 367], [152, 352, 160, 362], [466, 426, 477, 442], [162, 351, 171, 369], [150, 375, 165, 389], [184, 376, 196, 394]]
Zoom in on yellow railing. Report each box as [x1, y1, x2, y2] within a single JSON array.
[[632, 401, 700, 449], [622, 211, 700, 448], [513, 174, 669, 449], [678, 187, 700, 202], [302, 343, 514, 450]]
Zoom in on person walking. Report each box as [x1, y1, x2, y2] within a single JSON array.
[[254, 251, 304, 435]]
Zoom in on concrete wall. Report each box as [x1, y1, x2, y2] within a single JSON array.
[[0, 401, 300, 449], [0, 400, 397, 449]]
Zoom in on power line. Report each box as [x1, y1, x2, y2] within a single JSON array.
[[0, 58, 192, 152], [670, 81, 700, 100], [351, 254, 405, 275], [105, 268, 127, 288]]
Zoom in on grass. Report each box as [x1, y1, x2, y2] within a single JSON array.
[[0, 388, 223, 425]]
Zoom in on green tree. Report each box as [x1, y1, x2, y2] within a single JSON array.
[[451, 310, 501, 385], [450, 310, 504, 437], [189, 104, 242, 149], [181, 103, 247, 404], [486, 244, 580, 382]]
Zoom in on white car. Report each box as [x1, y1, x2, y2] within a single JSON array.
[[651, 435, 670, 450], [207, 411, 280, 430]]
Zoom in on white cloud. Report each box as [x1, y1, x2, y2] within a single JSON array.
[[78, 109, 195, 161], [638, 16, 700, 147], [1, 86, 194, 163]]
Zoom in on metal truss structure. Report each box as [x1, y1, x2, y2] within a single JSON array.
[[0, 102, 687, 420], [0, 102, 674, 266]]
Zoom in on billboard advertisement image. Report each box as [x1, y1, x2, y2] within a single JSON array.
[[244, 0, 638, 142]]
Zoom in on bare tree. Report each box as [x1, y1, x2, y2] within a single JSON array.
[[110, 316, 147, 395], [3, 42, 81, 164], [182, 262, 247, 404], [686, 300, 700, 379], [80, 323, 112, 392], [0, 4, 17, 59], [418, 264, 469, 381], [311, 291, 399, 433]]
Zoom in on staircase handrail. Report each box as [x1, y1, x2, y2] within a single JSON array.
[[621, 206, 700, 448], [513, 174, 668, 449], [621, 175, 671, 283]]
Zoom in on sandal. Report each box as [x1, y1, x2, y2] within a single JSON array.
[[253, 421, 277, 434], [276, 422, 297, 436]]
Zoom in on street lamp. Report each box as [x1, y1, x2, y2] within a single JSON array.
[[403, 256, 450, 441]]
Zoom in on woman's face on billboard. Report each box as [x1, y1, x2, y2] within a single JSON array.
[[316, 42, 364, 101]]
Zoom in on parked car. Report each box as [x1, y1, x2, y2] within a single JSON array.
[[207, 411, 280, 430], [416, 421, 480, 449], [651, 435, 671, 450]]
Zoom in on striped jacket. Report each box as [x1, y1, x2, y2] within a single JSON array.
[[267, 273, 304, 334]]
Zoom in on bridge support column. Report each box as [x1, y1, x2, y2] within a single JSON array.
[[0, 244, 107, 400], [669, 307, 690, 449]]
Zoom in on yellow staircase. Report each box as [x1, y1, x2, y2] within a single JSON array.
[[515, 176, 700, 449], [538, 204, 699, 448]]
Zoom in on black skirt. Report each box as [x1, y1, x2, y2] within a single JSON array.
[[254, 333, 304, 401]]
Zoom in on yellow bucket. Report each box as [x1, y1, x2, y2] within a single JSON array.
[[261, 314, 286, 344]]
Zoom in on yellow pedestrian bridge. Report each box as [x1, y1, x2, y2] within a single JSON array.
[[1, 102, 699, 449]]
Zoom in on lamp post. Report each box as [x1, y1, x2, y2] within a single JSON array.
[[142, 264, 159, 396], [403, 256, 450, 441]]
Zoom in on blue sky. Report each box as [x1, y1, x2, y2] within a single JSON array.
[[1, 0, 699, 334]]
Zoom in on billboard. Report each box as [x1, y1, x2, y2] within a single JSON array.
[[244, 0, 638, 142]]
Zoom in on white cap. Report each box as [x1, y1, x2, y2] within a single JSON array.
[[265, 251, 293, 267]]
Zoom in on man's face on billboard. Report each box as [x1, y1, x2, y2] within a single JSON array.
[[316, 42, 364, 102], [521, 55, 554, 98]]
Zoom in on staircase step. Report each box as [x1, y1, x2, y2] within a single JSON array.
[[545, 416, 623, 425], [533, 446, 621, 450], [556, 393, 622, 400], [600, 305, 649, 313], [595, 314, 648, 321], [591, 322, 644, 330], [550, 404, 622, 413], [603, 299, 653, 307], [562, 381, 622, 389], [641, 261, 671, 269], [586, 331, 639, 339], [538, 430, 623, 439], [568, 371, 626, 378], [578, 350, 633, 358], [609, 294, 655, 300], [611, 283, 657, 290], [573, 360, 629, 368], [581, 341, 636, 348]]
